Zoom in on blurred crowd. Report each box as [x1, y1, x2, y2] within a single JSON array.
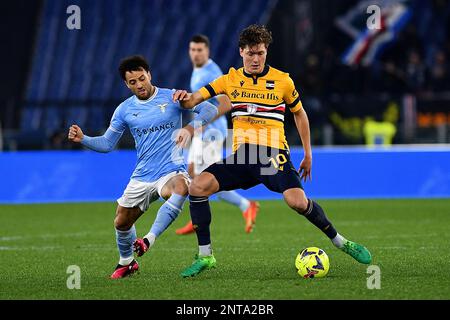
[[295, 0, 450, 96]]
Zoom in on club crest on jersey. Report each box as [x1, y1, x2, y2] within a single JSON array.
[[247, 104, 258, 114], [266, 80, 275, 90], [158, 103, 168, 113]]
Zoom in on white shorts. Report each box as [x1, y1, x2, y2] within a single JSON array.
[[117, 171, 190, 212], [188, 136, 224, 175]]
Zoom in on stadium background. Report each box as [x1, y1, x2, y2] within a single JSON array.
[[0, 0, 450, 301], [0, 0, 449, 202]]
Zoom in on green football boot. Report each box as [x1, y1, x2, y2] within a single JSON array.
[[181, 254, 217, 278], [340, 240, 372, 264]]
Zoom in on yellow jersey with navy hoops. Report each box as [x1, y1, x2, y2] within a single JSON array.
[[199, 65, 303, 151]]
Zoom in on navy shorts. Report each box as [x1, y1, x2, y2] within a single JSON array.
[[204, 144, 303, 193]]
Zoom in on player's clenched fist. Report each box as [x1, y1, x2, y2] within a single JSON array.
[[68, 124, 84, 143]]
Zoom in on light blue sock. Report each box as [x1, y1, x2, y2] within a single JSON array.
[[217, 191, 250, 212], [115, 224, 136, 265], [147, 193, 187, 239]]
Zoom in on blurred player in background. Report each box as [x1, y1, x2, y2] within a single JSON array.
[[68, 55, 217, 279], [175, 35, 260, 235], [173, 25, 372, 277]]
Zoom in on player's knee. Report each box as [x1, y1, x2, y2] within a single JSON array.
[[114, 208, 133, 231], [114, 217, 132, 231], [188, 175, 214, 197], [188, 181, 203, 197], [173, 177, 189, 196], [285, 194, 309, 213], [160, 176, 189, 200]]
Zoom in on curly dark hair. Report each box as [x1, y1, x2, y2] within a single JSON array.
[[238, 24, 273, 49], [118, 55, 150, 80]]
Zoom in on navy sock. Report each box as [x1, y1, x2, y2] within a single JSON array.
[[189, 195, 212, 246], [301, 199, 338, 239]]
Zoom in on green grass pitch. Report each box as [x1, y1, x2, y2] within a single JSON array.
[[0, 199, 449, 299]]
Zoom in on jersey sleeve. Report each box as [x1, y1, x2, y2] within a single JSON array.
[[198, 74, 228, 100], [109, 104, 127, 133], [283, 76, 303, 113]]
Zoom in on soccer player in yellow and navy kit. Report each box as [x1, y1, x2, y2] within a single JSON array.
[[176, 34, 260, 235], [173, 25, 372, 277]]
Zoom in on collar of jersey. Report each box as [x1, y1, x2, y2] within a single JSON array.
[[242, 65, 270, 79], [194, 59, 213, 70], [135, 86, 159, 104]]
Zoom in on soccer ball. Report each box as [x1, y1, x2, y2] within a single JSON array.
[[295, 247, 329, 278]]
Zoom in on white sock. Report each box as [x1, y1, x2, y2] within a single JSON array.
[[119, 256, 134, 266], [331, 233, 347, 248], [144, 233, 156, 247], [239, 198, 251, 212], [199, 244, 212, 256]]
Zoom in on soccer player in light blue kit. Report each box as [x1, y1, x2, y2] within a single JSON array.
[[68, 55, 217, 279], [175, 35, 260, 235]]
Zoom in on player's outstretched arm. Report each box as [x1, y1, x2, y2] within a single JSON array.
[[189, 101, 218, 128], [172, 90, 205, 109], [174, 100, 218, 148], [214, 95, 232, 120], [68, 124, 122, 153], [293, 108, 313, 182]]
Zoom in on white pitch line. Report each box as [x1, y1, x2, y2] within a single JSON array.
[[0, 245, 64, 251], [0, 232, 109, 242], [0, 236, 23, 241], [364, 233, 440, 239]]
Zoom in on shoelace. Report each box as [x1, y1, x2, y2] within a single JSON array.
[[344, 242, 361, 254], [185, 259, 205, 274]]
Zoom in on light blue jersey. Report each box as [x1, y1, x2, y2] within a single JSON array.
[[110, 87, 186, 182], [190, 59, 228, 140]]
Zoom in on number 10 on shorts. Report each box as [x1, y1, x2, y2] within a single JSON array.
[[269, 154, 287, 171]]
